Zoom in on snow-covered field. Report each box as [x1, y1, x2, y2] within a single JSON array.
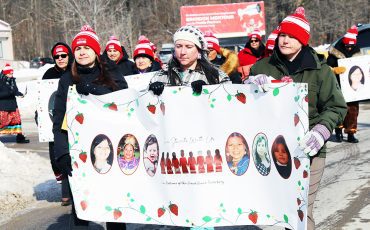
[[0, 64, 56, 224]]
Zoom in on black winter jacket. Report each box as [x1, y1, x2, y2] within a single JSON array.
[[102, 46, 136, 77], [52, 64, 128, 160], [0, 73, 21, 111]]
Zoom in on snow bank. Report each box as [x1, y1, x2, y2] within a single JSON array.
[[13, 64, 53, 82], [0, 141, 55, 223]]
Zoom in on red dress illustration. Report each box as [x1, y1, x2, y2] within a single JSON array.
[[188, 152, 197, 174], [172, 152, 181, 174], [214, 152, 223, 172], [179, 156, 189, 174], [166, 153, 173, 174], [160, 156, 166, 174], [197, 154, 205, 173], [205, 154, 214, 173]]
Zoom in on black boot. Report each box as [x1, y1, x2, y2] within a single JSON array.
[[16, 134, 30, 144], [334, 128, 343, 143], [347, 133, 359, 143]]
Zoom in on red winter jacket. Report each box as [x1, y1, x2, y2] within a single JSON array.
[[238, 47, 260, 66]]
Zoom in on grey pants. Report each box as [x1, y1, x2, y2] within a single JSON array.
[[307, 157, 325, 230]]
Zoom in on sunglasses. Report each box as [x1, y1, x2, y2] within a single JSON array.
[[250, 40, 259, 43], [53, 54, 68, 59]]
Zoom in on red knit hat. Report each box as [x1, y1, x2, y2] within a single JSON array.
[[2, 63, 13, 75], [249, 29, 262, 41], [133, 43, 154, 61], [52, 45, 69, 56], [137, 35, 151, 45], [266, 29, 279, 51], [279, 7, 310, 46], [343, 25, 358, 45], [149, 42, 157, 52], [105, 35, 123, 53], [71, 25, 101, 55], [204, 32, 221, 53]]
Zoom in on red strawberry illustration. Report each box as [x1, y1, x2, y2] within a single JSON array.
[[157, 207, 166, 217], [168, 203, 178, 216], [297, 210, 304, 221], [248, 211, 258, 224], [75, 113, 84, 124], [303, 170, 308, 178], [160, 102, 165, 115], [73, 161, 78, 169], [108, 103, 118, 111], [80, 200, 88, 211], [147, 104, 156, 114], [79, 151, 87, 163], [305, 95, 309, 102], [294, 157, 301, 169], [297, 198, 301, 206], [235, 92, 246, 104], [113, 209, 122, 220], [294, 113, 299, 126]]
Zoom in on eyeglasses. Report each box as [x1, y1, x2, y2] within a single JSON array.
[[53, 54, 68, 59], [250, 40, 259, 43]]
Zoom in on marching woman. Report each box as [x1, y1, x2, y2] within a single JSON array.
[[149, 25, 229, 96], [0, 63, 29, 143], [103, 35, 136, 77], [42, 42, 74, 206], [53, 25, 127, 229], [132, 42, 162, 74]]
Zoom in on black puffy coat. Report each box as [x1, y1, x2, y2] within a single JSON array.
[[53, 63, 128, 160], [0, 73, 21, 111], [102, 46, 136, 77], [43, 42, 74, 80]]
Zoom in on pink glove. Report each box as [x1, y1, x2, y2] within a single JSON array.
[[281, 76, 293, 83], [298, 124, 331, 156]]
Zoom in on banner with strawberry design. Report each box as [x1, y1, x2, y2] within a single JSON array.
[[66, 82, 309, 229], [36, 79, 59, 142]]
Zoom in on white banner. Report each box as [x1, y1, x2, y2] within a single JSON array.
[[36, 79, 59, 142], [125, 72, 157, 92], [66, 83, 310, 229], [338, 55, 370, 102]]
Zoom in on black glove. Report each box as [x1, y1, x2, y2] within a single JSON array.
[[191, 80, 207, 94], [229, 73, 242, 84], [149, 81, 165, 96], [76, 80, 93, 96], [56, 154, 73, 177], [15, 91, 24, 97]]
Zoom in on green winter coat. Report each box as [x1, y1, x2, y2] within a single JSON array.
[[250, 47, 347, 158]]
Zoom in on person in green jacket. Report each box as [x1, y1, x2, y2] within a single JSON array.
[[249, 7, 347, 230]]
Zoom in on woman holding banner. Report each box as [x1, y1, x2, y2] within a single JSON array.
[[148, 25, 231, 96], [53, 25, 128, 229], [41, 42, 74, 206], [249, 7, 347, 230]]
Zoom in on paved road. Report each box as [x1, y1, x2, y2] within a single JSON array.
[[1, 103, 369, 230]]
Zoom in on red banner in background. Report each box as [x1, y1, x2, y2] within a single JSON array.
[[180, 2, 265, 38]]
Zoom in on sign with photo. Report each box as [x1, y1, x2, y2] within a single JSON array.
[[338, 55, 370, 102], [36, 79, 59, 142], [66, 83, 309, 229]]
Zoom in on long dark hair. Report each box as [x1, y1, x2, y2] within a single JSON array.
[[71, 56, 118, 91], [167, 49, 219, 86], [225, 132, 249, 162], [244, 38, 265, 58], [90, 134, 114, 165], [271, 135, 292, 179], [348, 65, 365, 85]]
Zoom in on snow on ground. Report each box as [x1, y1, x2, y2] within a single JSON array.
[[0, 65, 57, 224]]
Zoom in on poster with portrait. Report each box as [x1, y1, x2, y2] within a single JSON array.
[[36, 79, 59, 142], [66, 83, 310, 230], [338, 55, 370, 102]]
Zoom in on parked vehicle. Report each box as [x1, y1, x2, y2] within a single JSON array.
[[30, 57, 54, 68], [159, 43, 174, 64]]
